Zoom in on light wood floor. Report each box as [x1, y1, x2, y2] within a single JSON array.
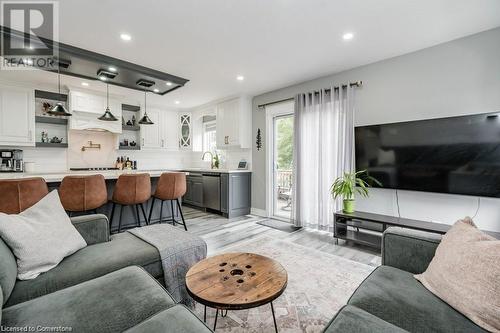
[[182, 206, 381, 267]]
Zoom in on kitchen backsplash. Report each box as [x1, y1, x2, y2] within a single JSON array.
[[19, 132, 251, 172]]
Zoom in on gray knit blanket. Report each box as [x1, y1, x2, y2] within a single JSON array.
[[128, 224, 207, 305]]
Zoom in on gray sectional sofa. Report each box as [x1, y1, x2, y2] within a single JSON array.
[[323, 227, 488, 333], [0, 214, 211, 332]]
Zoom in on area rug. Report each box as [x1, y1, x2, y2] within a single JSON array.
[[193, 236, 375, 332]]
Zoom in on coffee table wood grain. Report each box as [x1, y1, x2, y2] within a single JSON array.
[[186, 252, 288, 331]]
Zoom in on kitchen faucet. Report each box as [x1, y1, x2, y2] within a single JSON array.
[[202, 151, 215, 169]]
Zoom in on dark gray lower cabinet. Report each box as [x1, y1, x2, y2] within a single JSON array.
[[184, 171, 251, 218], [221, 173, 251, 218], [184, 174, 203, 207]]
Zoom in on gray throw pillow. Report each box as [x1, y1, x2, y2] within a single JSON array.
[[0, 190, 87, 280]]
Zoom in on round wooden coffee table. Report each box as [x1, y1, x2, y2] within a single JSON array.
[[186, 252, 288, 332]]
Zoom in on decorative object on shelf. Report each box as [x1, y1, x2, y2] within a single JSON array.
[[126, 119, 133, 126], [132, 115, 136, 125], [130, 141, 137, 147], [98, 84, 119, 121], [330, 170, 381, 213], [138, 91, 154, 125], [42, 102, 53, 114], [122, 116, 125, 125], [81, 141, 101, 152], [47, 63, 72, 117], [256, 128, 262, 151], [41, 131, 49, 143], [49, 136, 63, 144]]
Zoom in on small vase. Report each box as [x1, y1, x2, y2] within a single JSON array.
[[343, 199, 355, 213]]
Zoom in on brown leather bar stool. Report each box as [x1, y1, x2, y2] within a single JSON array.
[[0, 177, 49, 214], [59, 175, 108, 216], [148, 172, 188, 231], [110, 173, 151, 232]]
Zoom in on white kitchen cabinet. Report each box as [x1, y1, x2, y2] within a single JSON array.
[[216, 96, 251, 149], [0, 85, 35, 146], [140, 108, 179, 151]]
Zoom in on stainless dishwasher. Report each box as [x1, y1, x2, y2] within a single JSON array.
[[202, 173, 221, 211]]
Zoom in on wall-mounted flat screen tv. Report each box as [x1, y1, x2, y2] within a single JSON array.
[[355, 112, 500, 197]]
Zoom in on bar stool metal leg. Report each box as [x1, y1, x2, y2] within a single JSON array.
[[170, 200, 176, 226], [159, 200, 164, 223], [135, 205, 141, 227], [118, 205, 123, 233], [109, 203, 116, 230], [139, 203, 148, 225], [148, 197, 156, 224], [176, 198, 188, 231]]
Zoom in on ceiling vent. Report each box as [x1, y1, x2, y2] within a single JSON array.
[[136, 79, 155, 88], [97, 69, 118, 80]]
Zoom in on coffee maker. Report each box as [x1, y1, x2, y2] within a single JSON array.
[[0, 149, 23, 172]]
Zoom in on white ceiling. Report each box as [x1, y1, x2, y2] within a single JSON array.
[[3, 0, 500, 108]]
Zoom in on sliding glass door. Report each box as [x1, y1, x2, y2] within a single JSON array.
[[272, 113, 294, 220]]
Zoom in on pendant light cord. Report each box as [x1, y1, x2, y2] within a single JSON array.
[[57, 62, 61, 94], [144, 90, 147, 114], [106, 84, 109, 108]]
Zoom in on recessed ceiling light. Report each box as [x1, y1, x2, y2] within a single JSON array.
[[236, 75, 245, 81], [99, 76, 107, 81], [342, 32, 354, 40], [108, 66, 117, 72], [120, 33, 132, 41], [175, 101, 180, 105], [153, 88, 159, 93], [81, 82, 89, 87], [166, 81, 173, 86]]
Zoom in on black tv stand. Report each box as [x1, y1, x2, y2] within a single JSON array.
[[334, 211, 452, 249]]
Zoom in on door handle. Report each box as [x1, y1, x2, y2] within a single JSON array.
[[142, 138, 145, 146]]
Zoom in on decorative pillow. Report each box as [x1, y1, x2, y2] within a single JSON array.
[[415, 217, 500, 332], [0, 190, 87, 280]]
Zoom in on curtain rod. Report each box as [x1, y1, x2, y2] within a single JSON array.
[[258, 81, 362, 108]]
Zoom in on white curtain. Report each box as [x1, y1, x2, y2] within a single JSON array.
[[291, 86, 355, 229]]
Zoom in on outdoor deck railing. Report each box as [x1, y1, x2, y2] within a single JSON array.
[[277, 170, 293, 191]]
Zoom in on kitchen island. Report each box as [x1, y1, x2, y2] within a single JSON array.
[[0, 168, 252, 230]]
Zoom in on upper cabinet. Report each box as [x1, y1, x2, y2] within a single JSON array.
[[0, 84, 35, 147], [216, 96, 251, 149], [140, 108, 179, 151], [179, 112, 192, 150]]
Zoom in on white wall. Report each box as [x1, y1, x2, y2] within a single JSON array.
[[252, 27, 500, 232]]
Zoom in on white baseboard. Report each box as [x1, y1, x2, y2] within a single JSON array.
[[251, 207, 268, 217]]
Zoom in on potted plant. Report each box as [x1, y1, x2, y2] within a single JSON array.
[[330, 170, 381, 213]]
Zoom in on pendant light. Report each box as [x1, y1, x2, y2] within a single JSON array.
[[98, 84, 118, 121], [138, 90, 154, 125], [47, 62, 72, 117]]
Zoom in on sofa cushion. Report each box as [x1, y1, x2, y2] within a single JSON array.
[[0, 237, 17, 305], [323, 305, 409, 333], [415, 218, 500, 332], [6, 232, 162, 306], [0, 190, 87, 280], [125, 305, 212, 333], [2, 266, 175, 333], [348, 266, 488, 333]]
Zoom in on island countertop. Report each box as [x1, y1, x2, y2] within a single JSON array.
[[0, 168, 251, 182]]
